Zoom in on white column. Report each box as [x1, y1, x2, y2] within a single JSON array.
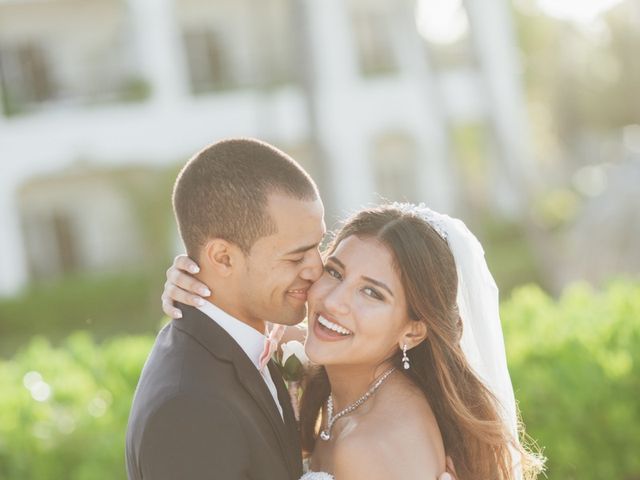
[[299, 0, 375, 214], [464, 0, 536, 214], [0, 177, 28, 297], [127, 0, 190, 108], [396, 0, 458, 213]]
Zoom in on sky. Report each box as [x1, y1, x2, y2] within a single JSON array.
[[416, 0, 627, 44]]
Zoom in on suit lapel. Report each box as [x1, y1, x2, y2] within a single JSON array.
[[268, 361, 303, 477], [232, 358, 293, 466], [173, 305, 297, 478]]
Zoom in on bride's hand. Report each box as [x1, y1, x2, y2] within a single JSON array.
[[161, 254, 211, 318]]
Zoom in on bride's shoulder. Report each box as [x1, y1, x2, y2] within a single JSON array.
[[377, 375, 444, 440], [333, 420, 441, 479], [332, 433, 392, 480], [335, 381, 445, 478]]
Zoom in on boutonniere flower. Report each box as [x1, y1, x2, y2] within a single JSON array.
[[276, 340, 309, 420], [279, 340, 309, 381]]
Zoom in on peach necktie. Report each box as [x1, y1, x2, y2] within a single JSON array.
[[258, 323, 286, 370]]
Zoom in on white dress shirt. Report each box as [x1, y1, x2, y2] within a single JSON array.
[[197, 300, 284, 419]]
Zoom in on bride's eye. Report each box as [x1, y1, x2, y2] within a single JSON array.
[[324, 265, 342, 280], [363, 286, 383, 300]]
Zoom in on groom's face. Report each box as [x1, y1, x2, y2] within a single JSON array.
[[236, 193, 325, 327]]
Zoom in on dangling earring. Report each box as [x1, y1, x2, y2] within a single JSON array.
[[402, 344, 410, 370]]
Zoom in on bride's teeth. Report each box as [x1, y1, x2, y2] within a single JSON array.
[[318, 315, 352, 335]]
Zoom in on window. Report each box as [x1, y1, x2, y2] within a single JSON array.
[[182, 28, 233, 93], [21, 210, 80, 282], [372, 133, 419, 201], [51, 211, 80, 275], [351, 10, 398, 76], [451, 122, 491, 207], [0, 42, 55, 115]]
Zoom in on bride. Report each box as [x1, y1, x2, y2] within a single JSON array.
[[163, 203, 542, 479]]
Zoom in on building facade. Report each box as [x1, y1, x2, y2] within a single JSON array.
[[0, 0, 531, 295]]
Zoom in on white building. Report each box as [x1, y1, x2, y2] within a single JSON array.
[[0, 0, 532, 296]]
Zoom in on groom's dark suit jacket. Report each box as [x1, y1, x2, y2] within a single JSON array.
[[125, 304, 302, 480]]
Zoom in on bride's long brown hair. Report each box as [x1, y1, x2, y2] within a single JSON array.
[[299, 206, 542, 480]]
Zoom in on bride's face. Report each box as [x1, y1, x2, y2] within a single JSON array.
[[305, 235, 412, 367]]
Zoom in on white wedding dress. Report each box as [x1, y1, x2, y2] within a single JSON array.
[[299, 472, 334, 480]]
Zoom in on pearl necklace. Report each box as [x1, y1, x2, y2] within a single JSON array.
[[319, 367, 396, 441]]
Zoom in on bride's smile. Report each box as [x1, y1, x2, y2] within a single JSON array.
[[305, 235, 414, 369], [314, 314, 354, 338]]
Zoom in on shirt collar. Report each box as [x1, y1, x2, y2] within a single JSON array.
[[197, 299, 266, 370]]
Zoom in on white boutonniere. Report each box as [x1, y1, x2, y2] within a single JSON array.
[[279, 340, 309, 381], [276, 340, 309, 420]]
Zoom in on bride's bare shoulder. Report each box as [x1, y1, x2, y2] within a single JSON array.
[[334, 378, 445, 479]]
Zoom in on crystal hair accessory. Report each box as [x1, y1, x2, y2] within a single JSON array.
[[390, 202, 448, 241]]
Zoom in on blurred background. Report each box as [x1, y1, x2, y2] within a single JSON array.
[[0, 0, 638, 478]]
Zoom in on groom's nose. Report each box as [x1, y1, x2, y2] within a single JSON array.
[[300, 249, 323, 282]]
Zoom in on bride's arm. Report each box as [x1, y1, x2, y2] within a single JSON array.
[[160, 254, 309, 345]]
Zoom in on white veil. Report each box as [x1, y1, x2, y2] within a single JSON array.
[[396, 203, 523, 477]]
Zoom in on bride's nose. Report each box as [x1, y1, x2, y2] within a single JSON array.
[[323, 283, 350, 317]]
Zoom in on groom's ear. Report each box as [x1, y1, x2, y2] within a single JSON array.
[[201, 239, 242, 277]]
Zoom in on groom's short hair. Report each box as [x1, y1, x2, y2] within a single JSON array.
[[173, 138, 319, 257]]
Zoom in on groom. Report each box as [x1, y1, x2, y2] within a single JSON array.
[[126, 138, 326, 479]]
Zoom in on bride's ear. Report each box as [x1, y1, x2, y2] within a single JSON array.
[[400, 320, 428, 349]]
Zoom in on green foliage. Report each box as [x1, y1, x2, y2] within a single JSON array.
[[515, 2, 640, 135], [0, 280, 638, 479], [503, 280, 640, 479], [0, 272, 162, 357], [0, 332, 153, 480]]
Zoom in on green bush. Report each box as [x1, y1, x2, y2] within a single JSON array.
[[504, 280, 640, 479], [0, 280, 638, 479], [0, 272, 162, 357], [0, 332, 154, 480]]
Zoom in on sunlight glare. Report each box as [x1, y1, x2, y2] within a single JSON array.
[[536, 0, 625, 23], [416, 0, 469, 45]]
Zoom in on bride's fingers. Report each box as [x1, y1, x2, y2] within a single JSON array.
[[163, 280, 205, 308], [166, 266, 211, 297], [161, 294, 183, 319], [173, 254, 200, 274]]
